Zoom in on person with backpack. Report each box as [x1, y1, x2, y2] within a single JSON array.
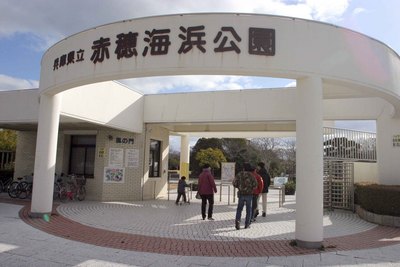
[[232, 163, 258, 230]]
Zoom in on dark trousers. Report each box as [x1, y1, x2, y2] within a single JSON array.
[[176, 192, 187, 203], [201, 194, 214, 219]]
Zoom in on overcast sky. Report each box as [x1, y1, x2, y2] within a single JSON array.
[[1, 0, 398, 132]]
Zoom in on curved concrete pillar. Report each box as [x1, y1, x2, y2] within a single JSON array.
[[377, 105, 400, 185], [295, 76, 324, 248], [30, 94, 61, 216]]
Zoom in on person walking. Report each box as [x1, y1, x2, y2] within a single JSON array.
[[232, 163, 258, 230], [251, 166, 264, 222], [197, 164, 217, 220], [257, 162, 271, 217], [175, 176, 188, 205]]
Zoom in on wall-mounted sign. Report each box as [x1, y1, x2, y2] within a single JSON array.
[[98, 148, 105, 158], [116, 137, 134, 144], [393, 134, 400, 147], [109, 148, 124, 168], [125, 149, 139, 168], [104, 167, 125, 183]]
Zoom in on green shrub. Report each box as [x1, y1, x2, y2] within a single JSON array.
[[285, 180, 296, 195], [354, 183, 400, 217]]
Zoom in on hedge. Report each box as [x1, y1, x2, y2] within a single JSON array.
[[354, 183, 400, 217]]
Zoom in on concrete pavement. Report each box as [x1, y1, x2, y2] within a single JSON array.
[[1, 190, 400, 266]]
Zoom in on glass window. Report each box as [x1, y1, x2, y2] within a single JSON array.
[[149, 139, 161, 177], [69, 135, 96, 178]]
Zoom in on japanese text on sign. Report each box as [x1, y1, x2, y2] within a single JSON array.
[[53, 25, 275, 71]]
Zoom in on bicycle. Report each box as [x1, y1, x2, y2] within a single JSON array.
[[59, 175, 86, 202], [0, 177, 14, 194], [53, 173, 66, 201], [8, 176, 27, 198], [15, 175, 34, 199]]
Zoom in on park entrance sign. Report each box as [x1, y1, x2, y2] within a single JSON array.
[[40, 14, 282, 94]]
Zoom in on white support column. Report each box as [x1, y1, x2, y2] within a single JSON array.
[[295, 76, 324, 248], [31, 93, 61, 217], [180, 135, 190, 178], [377, 105, 400, 185]]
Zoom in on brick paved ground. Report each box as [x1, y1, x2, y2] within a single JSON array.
[[3, 192, 400, 258]]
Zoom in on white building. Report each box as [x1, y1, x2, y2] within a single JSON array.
[[1, 13, 400, 248]]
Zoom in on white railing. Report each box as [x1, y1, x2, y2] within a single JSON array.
[[323, 127, 376, 162]]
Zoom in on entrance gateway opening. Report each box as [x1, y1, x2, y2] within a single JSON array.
[[27, 13, 400, 249]]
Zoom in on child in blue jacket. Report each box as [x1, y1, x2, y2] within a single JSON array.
[[176, 176, 188, 205]]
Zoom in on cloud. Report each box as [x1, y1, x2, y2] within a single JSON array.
[[285, 81, 297, 87], [304, 0, 350, 21], [0, 0, 350, 93], [335, 120, 376, 133], [0, 74, 39, 91], [0, 0, 351, 51], [352, 7, 367, 16], [119, 75, 255, 94], [119, 76, 296, 94]]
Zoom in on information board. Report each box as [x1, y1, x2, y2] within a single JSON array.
[[221, 162, 235, 183]]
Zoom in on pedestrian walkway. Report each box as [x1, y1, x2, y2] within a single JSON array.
[[1, 190, 400, 266]]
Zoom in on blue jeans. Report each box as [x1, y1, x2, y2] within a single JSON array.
[[235, 194, 253, 226]]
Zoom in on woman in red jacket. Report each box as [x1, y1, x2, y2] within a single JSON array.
[[251, 166, 264, 222], [197, 164, 217, 220]]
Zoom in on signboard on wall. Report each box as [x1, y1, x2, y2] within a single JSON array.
[[98, 148, 105, 158], [104, 167, 125, 183], [393, 134, 400, 147], [221, 162, 236, 183], [125, 148, 139, 168], [109, 148, 124, 167]]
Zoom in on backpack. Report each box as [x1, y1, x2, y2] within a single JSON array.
[[233, 171, 257, 195]]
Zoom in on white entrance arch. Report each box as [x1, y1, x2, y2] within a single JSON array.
[[32, 13, 400, 249]]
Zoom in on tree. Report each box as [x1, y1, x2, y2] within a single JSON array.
[[195, 148, 227, 176], [323, 137, 361, 159], [251, 137, 280, 164], [0, 129, 17, 151], [190, 138, 259, 176], [276, 138, 296, 179], [190, 138, 223, 176], [168, 150, 180, 170], [251, 137, 296, 178], [269, 160, 281, 178], [222, 138, 260, 167], [191, 138, 223, 154]]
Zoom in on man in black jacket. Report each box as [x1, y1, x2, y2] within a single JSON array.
[[256, 162, 271, 217]]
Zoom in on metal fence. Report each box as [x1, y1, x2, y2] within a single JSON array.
[[0, 150, 15, 170], [322, 127, 376, 211], [323, 160, 354, 211], [323, 127, 376, 162]]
